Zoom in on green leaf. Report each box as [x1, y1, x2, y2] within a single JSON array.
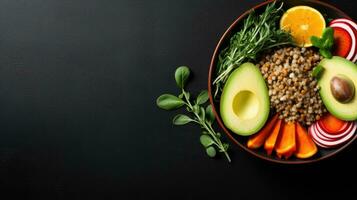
[[311, 65, 325, 79], [156, 94, 185, 110], [322, 37, 334, 50], [322, 27, 334, 41], [319, 49, 332, 59], [183, 91, 190, 100], [200, 135, 214, 147], [172, 114, 193, 125], [205, 105, 215, 124], [310, 36, 322, 48], [196, 90, 209, 105], [174, 66, 190, 89], [178, 93, 184, 99], [192, 104, 200, 114], [199, 107, 205, 121], [206, 146, 217, 158]]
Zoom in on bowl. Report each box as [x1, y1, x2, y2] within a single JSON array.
[[208, 0, 356, 164]]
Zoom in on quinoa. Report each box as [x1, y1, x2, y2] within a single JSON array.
[[257, 46, 327, 126]]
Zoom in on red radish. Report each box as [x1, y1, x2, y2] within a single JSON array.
[[309, 125, 331, 148], [330, 18, 357, 62], [316, 122, 353, 140], [314, 123, 356, 147], [309, 122, 357, 148], [313, 124, 334, 142], [330, 22, 356, 61], [317, 113, 350, 134], [331, 27, 352, 58], [318, 120, 350, 135], [330, 18, 357, 32]]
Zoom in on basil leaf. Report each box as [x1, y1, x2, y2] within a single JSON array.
[[200, 135, 214, 147], [196, 90, 209, 105], [319, 49, 332, 59], [310, 36, 322, 48], [156, 94, 185, 110], [172, 114, 193, 125], [322, 27, 334, 41], [174, 66, 190, 89], [322, 37, 334, 49], [311, 65, 325, 79], [205, 104, 215, 124], [206, 146, 217, 158]]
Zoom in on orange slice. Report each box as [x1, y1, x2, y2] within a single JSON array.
[[280, 6, 326, 47]]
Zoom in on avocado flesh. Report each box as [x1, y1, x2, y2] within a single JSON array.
[[318, 56, 357, 121], [220, 62, 270, 136]]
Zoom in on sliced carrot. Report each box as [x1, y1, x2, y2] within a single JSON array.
[[264, 119, 282, 155], [319, 113, 349, 133], [295, 123, 317, 159], [247, 115, 279, 149], [275, 122, 296, 159]]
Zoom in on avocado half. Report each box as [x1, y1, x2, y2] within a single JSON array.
[[317, 56, 357, 121], [220, 62, 270, 136]]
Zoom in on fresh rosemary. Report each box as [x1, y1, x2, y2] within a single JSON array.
[[213, 2, 292, 98]]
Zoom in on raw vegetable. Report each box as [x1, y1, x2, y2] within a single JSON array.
[[330, 18, 357, 62], [157, 66, 231, 162], [264, 119, 282, 155], [315, 121, 353, 140], [330, 22, 356, 61], [247, 115, 279, 149], [213, 2, 292, 98], [309, 122, 356, 148], [318, 113, 350, 134], [331, 26, 352, 58], [220, 62, 270, 136], [275, 122, 296, 159], [295, 123, 317, 159], [310, 27, 334, 58]]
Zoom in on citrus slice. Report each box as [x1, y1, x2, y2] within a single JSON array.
[[280, 6, 326, 47]]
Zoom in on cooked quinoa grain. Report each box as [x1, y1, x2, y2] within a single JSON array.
[[257, 47, 327, 126]]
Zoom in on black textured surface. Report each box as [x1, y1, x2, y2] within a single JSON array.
[[0, 0, 355, 199]]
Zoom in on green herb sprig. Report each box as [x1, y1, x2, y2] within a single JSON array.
[[156, 66, 231, 162], [213, 2, 292, 98], [311, 27, 334, 58]]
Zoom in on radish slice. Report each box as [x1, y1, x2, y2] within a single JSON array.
[[311, 122, 356, 147], [317, 120, 350, 134], [316, 122, 353, 140], [330, 18, 357, 62], [330, 22, 356, 61], [313, 123, 336, 142], [309, 125, 331, 148], [331, 18, 357, 31]]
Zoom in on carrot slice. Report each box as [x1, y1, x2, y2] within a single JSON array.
[[247, 115, 279, 149], [264, 119, 282, 155], [295, 122, 318, 159], [275, 122, 296, 159], [319, 113, 349, 133]]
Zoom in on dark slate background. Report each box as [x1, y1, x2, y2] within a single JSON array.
[[0, 0, 355, 199]]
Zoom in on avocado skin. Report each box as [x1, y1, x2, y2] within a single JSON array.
[[318, 56, 357, 121], [220, 62, 270, 136]]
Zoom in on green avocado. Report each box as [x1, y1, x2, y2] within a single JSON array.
[[220, 62, 270, 136], [317, 56, 357, 121]]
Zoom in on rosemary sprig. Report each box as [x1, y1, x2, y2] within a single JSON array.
[[157, 66, 231, 162], [213, 2, 292, 98]]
